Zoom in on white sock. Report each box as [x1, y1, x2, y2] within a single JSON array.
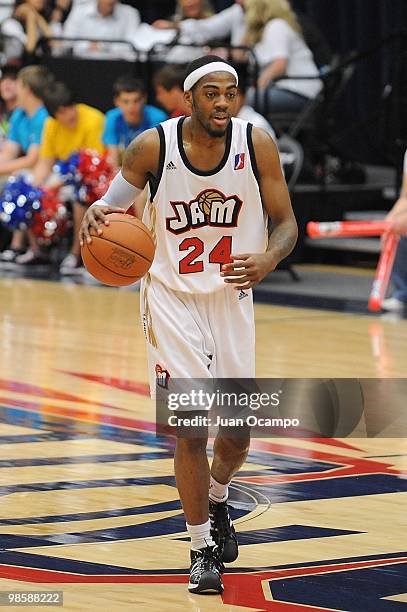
[[186, 519, 216, 551], [209, 475, 229, 503]]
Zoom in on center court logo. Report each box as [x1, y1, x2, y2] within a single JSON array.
[[166, 189, 242, 234]]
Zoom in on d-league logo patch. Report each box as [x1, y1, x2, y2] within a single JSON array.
[[155, 364, 170, 389], [234, 153, 245, 170]]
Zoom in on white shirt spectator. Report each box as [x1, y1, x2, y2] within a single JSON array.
[[255, 19, 322, 99], [179, 7, 321, 100], [1, 19, 26, 60], [1, 17, 61, 60], [63, 0, 140, 59], [237, 105, 276, 140], [179, 3, 244, 46]]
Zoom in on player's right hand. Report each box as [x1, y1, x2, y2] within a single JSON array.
[[79, 204, 126, 246]]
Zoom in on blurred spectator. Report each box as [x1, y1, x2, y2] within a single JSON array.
[[103, 76, 167, 170], [153, 0, 215, 63], [241, 0, 322, 114], [155, 0, 213, 25], [48, 0, 73, 34], [155, 0, 245, 45], [1, 0, 56, 61], [17, 81, 105, 271], [153, 64, 191, 118], [0, 65, 19, 145], [63, 0, 141, 59], [159, 0, 322, 113], [0, 65, 51, 177], [0, 65, 52, 266]]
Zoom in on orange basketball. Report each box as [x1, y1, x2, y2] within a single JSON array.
[[81, 213, 155, 286]]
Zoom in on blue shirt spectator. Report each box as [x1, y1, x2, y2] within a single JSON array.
[[103, 105, 167, 149], [8, 106, 49, 153]]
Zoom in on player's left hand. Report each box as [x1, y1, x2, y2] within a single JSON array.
[[221, 253, 277, 290]]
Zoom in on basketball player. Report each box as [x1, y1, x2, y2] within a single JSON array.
[[79, 56, 298, 594]]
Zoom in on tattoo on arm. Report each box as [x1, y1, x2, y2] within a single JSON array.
[[123, 139, 144, 170], [267, 220, 298, 265]]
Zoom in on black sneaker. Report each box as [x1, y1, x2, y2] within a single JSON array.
[[209, 499, 238, 563], [188, 545, 224, 594]]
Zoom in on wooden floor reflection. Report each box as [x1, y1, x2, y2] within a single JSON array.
[[0, 278, 406, 611]]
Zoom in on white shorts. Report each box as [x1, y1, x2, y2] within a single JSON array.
[[140, 277, 255, 396]]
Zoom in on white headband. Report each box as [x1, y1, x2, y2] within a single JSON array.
[[183, 62, 238, 92]]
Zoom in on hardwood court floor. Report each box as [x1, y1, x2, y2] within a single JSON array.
[[0, 277, 406, 611]]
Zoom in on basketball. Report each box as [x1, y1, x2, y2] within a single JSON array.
[[197, 189, 224, 216], [81, 212, 155, 286]]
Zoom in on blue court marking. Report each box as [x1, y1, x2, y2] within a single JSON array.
[[0, 451, 174, 468], [0, 433, 87, 444], [2, 514, 187, 548], [0, 500, 183, 526], [270, 563, 407, 612], [246, 473, 407, 503], [176, 525, 361, 545], [1, 473, 404, 503], [0, 476, 177, 499], [0, 550, 189, 575], [3, 516, 356, 550]]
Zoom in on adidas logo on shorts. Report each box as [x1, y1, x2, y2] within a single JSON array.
[[166, 161, 177, 170], [238, 290, 248, 300]]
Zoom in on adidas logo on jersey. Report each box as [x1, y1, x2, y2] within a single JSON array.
[[238, 290, 248, 300], [166, 161, 177, 170]]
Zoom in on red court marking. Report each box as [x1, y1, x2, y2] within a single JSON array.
[[1, 556, 406, 612], [0, 379, 119, 411], [57, 370, 150, 396], [222, 556, 407, 611]]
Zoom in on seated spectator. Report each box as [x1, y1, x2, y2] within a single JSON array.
[[162, 0, 213, 23], [153, 65, 191, 118], [0, 65, 19, 146], [157, 0, 322, 112], [1, 0, 56, 61], [103, 76, 167, 170], [243, 0, 322, 114], [0, 65, 52, 266], [63, 0, 141, 60], [154, 0, 245, 46], [18, 81, 104, 271], [153, 0, 215, 63], [0, 65, 51, 177]]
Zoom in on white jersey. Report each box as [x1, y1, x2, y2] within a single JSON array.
[[142, 116, 268, 294]]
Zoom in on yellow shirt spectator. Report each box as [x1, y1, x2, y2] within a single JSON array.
[[40, 103, 105, 160]]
